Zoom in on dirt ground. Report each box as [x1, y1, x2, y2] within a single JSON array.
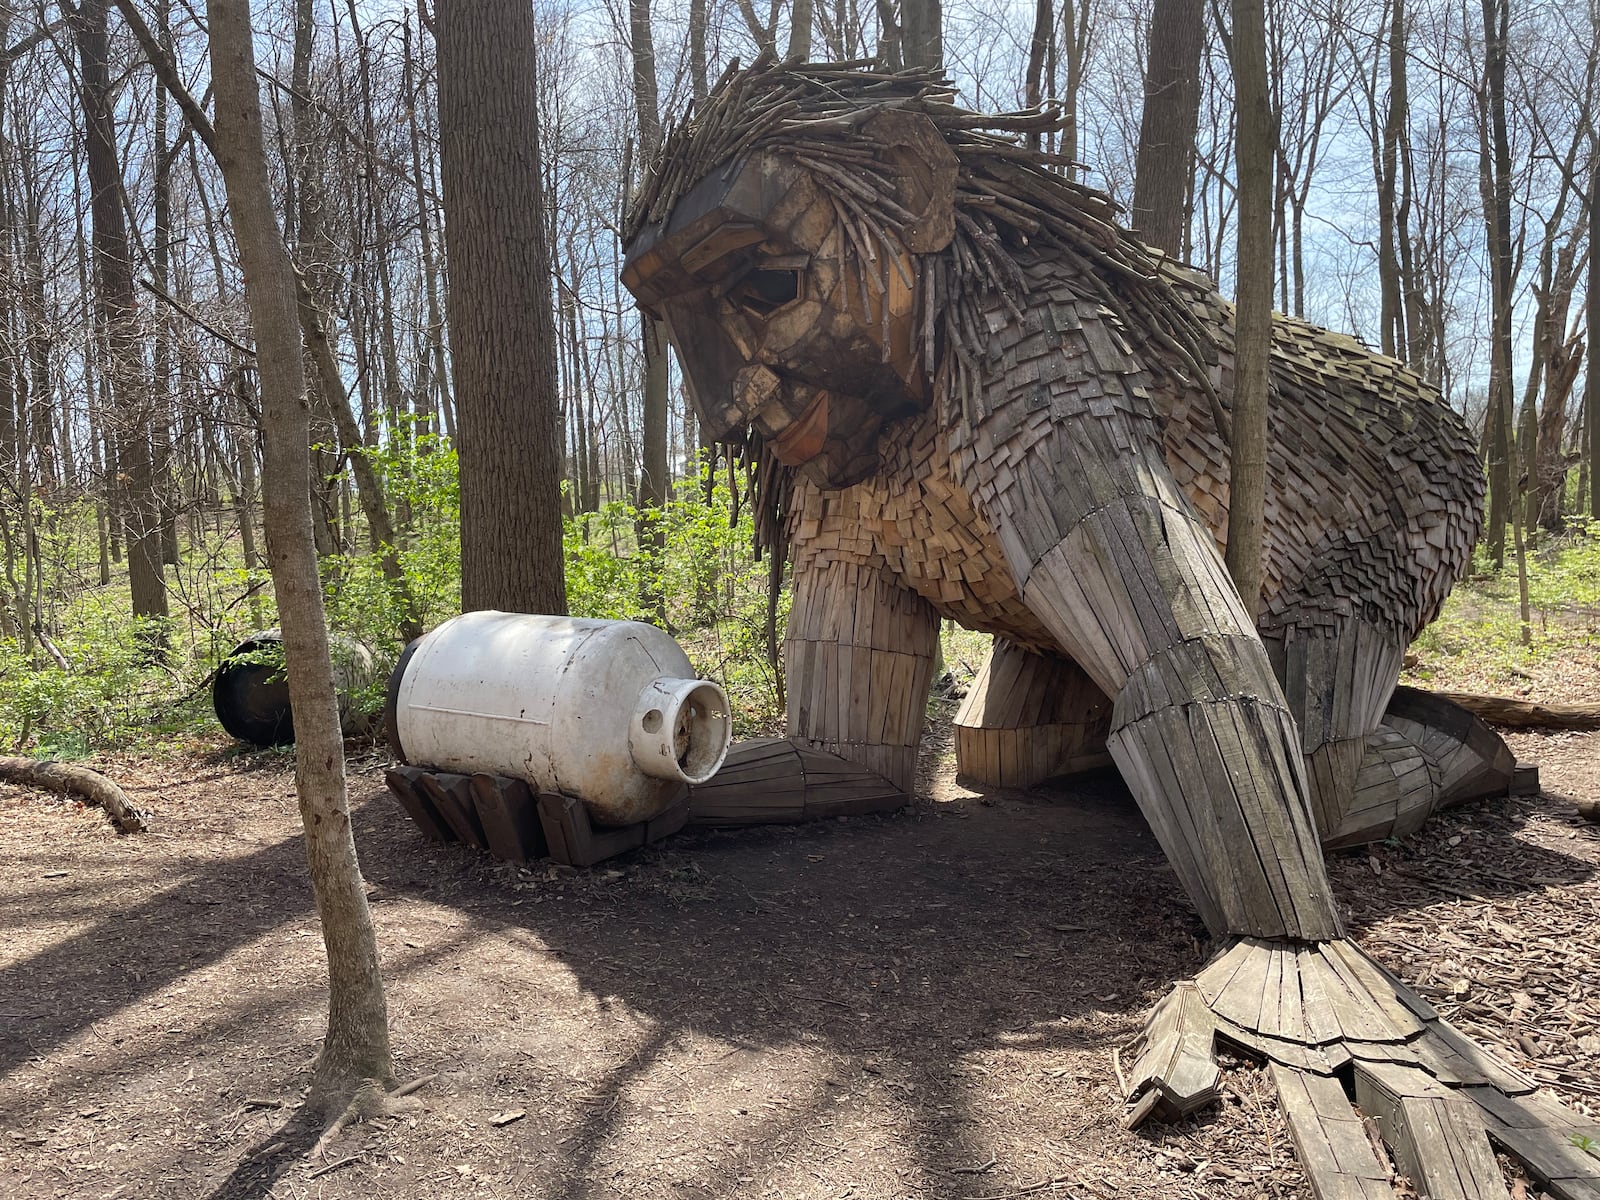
[[0, 708, 1597, 1200]]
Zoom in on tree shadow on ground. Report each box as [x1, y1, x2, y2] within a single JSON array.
[[200, 1107, 327, 1200], [345, 770, 1201, 1195], [1, 760, 1592, 1198], [0, 828, 314, 1085], [342, 771, 1597, 1197]]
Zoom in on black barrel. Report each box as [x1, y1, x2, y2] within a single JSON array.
[[213, 632, 295, 746], [213, 630, 376, 747]]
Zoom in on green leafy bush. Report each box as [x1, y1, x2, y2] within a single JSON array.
[[1410, 519, 1600, 683], [565, 467, 788, 737]]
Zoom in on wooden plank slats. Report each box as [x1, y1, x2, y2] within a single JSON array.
[[1269, 1063, 1397, 1200], [1479, 1125, 1600, 1200], [1462, 1086, 1600, 1133], [469, 773, 546, 863], [1122, 982, 1221, 1123], [1297, 943, 1344, 1046], [1465, 1088, 1600, 1196], [537, 791, 691, 868], [1324, 941, 1427, 1040], [386, 766, 457, 844], [1353, 1061, 1509, 1200], [951, 638, 1114, 787], [1384, 688, 1518, 806], [1413, 1018, 1536, 1094], [1213, 1013, 1348, 1073], [416, 772, 488, 849]]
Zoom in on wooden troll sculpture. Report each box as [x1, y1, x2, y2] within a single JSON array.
[[624, 59, 1598, 1198]]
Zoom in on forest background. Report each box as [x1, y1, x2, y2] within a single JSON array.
[[0, 0, 1596, 760]]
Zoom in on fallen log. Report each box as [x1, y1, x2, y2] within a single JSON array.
[[0, 757, 147, 833], [1430, 691, 1600, 731]]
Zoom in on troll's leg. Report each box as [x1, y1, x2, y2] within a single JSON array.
[[952, 638, 1113, 788], [689, 553, 940, 824], [1264, 619, 1515, 849]]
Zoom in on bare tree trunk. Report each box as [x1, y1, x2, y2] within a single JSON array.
[[345, 0, 407, 454], [151, 0, 179, 565], [1375, 0, 1406, 360], [295, 284, 425, 641], [288, 0, 340, 558], [629, 0, 669, 623], [1059, 0, 1091, 165], [405, 12, 448, 442], [71, 0, 169, 638], [1023, 0, 1051, 152], [874, 0, 902, 67], [1480, 0, 1515, 569], [436, 0, 567, 615], [787, 0, 814, 58], [17, 160, 57, 493], [690, 0, 709, 99], [231, 372, 267, 627], [1131, 0, 1203, 258], [1588, 155, 1600, 521], [1534, 325, 1580, 531], [733, 0, 778, 52], [1225, 0, 1271, 616], [686, 5, 714, 493], [901, 0, 941, 69], [206, 0, 393, 1112], [1392, 7, 1425, 367]]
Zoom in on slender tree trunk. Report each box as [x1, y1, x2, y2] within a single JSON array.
[[874, 0, 902, 66], [405, 13, 448, 442], [231, 377, 267, 628], [787, 0, 814, 57], [1059, 0, 1090, 165], [1131, 0, 1203, 258], [1533, 322, 1581, 531], [1588, 156, 1600, 522], [19, 196, 54, 489], [295, 283, 425, 640], [690, 0, 709, 99], [72, 0, 169, 637], [1023, 0, 1051, 152], [1374, 0, 1405, 360], [629, 0, 669, 622], [901, 0, 941, 69], [685, 15, 714, 491], [150, 0, 179, 565], [290, 0, 343, 558], [436, 0, 567, 615], [206, 0, 393, 1111], [1225, 0, 1271, 615], [1480, 0, 1514, 569], [345, 0, 406, 450]]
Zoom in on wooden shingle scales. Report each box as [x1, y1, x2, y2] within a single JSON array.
[[618, 54, 1597, 1199]]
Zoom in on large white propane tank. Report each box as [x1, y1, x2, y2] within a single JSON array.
[[388, 611, 732, 826]]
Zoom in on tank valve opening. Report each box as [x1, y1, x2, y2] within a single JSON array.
[[630, 678, 732, 784]]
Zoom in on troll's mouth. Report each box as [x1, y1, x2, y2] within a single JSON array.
[[766, 389, 830, 466]]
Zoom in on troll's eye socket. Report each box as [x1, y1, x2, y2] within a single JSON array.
[[731, 268, 801, 316]]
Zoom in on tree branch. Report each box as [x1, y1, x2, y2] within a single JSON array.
[[138, 276, 255, 356]]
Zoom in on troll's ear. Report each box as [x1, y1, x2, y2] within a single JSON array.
[[861, 109, 958, 254]]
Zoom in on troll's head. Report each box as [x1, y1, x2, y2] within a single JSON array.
[[622, 58, 1210, 488]]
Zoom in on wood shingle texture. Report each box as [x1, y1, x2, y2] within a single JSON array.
[[623, 55, 1586, 1197]]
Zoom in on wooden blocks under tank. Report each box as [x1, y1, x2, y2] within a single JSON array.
[[384, 765, 689, 868], [536, 792, 690, 868]]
